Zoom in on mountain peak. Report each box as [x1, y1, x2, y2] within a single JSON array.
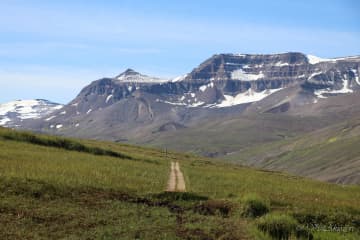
[[115, 69, 169, 83], [123, 68, 138, 75], [116, 68, 140, 78]]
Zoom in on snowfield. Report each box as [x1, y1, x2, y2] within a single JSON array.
[[214, 88, 283, 107], [231, 69, 264, 81], [0, 99, 63, 126]]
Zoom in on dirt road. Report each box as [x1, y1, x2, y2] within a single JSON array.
[[175, 162, 186, 191], [166, 162, 176, 191], [166, 161, 186, 192]]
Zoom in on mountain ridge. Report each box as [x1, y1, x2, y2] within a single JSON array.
[[7, 52, 360, 139]]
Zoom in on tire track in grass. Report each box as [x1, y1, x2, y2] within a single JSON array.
[[166, 161, 176, 191], [166, 161, 186, 192], [175, 162, 186, 192]]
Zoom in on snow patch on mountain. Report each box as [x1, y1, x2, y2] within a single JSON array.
[[306, 55, 333, 64], [0, 99, 63, 126], [307, 55, 360, 65], [225, 62, 242, 66], [116, 69, 168, 83], [314, 78, 353, 98], [275, 62, 289, 67], [159, 98, 205, 108], [232, 54, 247, 57], [308, 71, 323, 80], [214, 88, 283, 107], [171, 74, 188, 82], [106, 95, 113, 103], [0, 117, 10, 125], [159, 100, 187, 106], [231, 69, 264, 81], [351, 69, 359, 85], [45, 116, 56, 121], [199, 82, 214, 92], [334, 56, 360, 61], [190, 101, 205, 107]]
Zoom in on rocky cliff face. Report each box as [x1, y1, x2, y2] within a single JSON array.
[[62, 52, 360, 113], [184, 52, 359, 97]]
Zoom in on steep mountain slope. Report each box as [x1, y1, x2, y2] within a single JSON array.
[[0, 99, 63, 127]]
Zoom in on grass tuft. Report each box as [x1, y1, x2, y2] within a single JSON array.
[[241, 193, 270, 218], [257, 213, 298, 240]]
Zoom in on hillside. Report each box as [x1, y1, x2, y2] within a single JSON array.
[[142, 92, 360, 184], [223, 117, 360, 185], [0, 127, 359, 239]]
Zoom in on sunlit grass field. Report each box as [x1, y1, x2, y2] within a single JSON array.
[[0, 127, 359, 239]]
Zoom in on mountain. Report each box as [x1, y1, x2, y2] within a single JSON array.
[[23, 52, 359, 135], [14, 52, 360, 184], [0, 99, 63, 127]]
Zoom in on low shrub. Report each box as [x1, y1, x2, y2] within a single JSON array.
[[241, 193, 269, 218], [257, 213, 298, 240], [293, 211, 360, 230], [1, 129, 131, 159], [194, 200, 234, 217], [295, 226, 313, 240]]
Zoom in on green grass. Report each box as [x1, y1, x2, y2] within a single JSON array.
[[0, 127, 359, 239], [0, 128, 132, 159], [256, 213, 299, 240], [0, 140, 166, 194], [241, 193, 270, 218]]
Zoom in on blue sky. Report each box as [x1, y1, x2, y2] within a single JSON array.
[[0, 0, 359, 103]]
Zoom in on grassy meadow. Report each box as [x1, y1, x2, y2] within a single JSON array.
[[0, 127, 359, 239]]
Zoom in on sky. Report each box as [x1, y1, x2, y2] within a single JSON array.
[[0, 0, 359, 104]]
